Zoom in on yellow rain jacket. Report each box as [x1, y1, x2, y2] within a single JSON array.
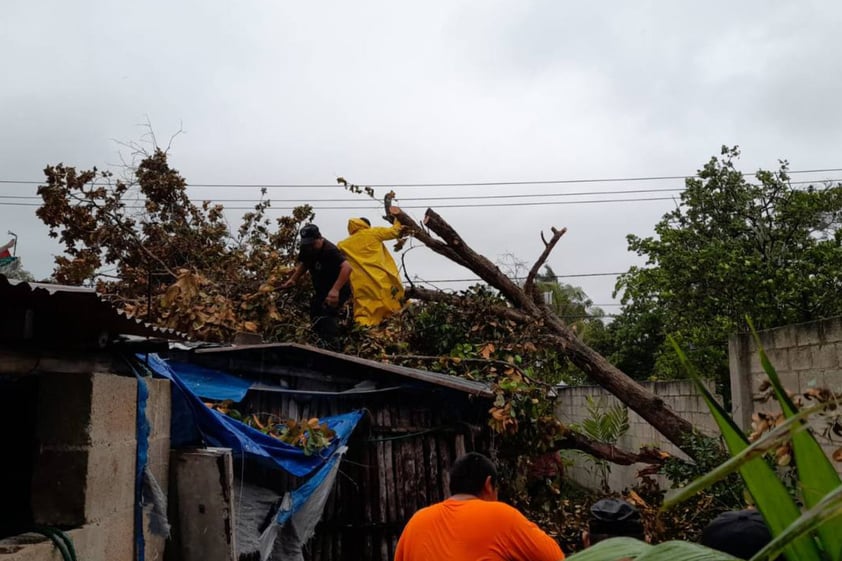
[[337, 218, 405, 326]]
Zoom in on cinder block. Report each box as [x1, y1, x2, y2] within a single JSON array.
[[797, 325, 823, 347], [766, 348, 790, 372], [145, 379, 172, 440], [749, 351, 763, 375], [31, 440, 137, 526], [812, 345, 839, 370], [773, 326, 796, 350], [30, 448, 88, 525], [0, 510, 134, 561], [824, 318, 842, 344], [37, 372, 137, 447], [0, 532, 66, 561], [789, 346, 813, 371]]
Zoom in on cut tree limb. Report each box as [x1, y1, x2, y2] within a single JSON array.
[[390, 203, 701, 457]]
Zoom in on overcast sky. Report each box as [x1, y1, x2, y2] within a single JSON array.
[[3, 1, 842, 312]]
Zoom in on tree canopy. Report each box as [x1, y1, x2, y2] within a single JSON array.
[[611, 146, 842, 386]]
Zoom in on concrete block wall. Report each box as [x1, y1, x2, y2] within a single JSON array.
[[554, 380, 718, 491], [0, 372, 172, 561], [729, 316, 842, 473], [31, 372, 138, 527]]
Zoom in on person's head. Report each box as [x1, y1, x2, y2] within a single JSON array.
[[448, 452, 498, 500], [299, 223, 324, 256], [584, 498, 645, 546], [701, 509, 778, 560], [346, 217, 371, 235]]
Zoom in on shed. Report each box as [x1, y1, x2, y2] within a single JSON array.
[[166, 342, 496, 561]]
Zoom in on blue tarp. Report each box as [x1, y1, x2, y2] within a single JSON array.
[[141, 353, 362, 478], [166, 361, 253, 402]]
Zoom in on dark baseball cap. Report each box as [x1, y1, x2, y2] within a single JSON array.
[[299, 224, 321, 246], [589, 498, 643, 538], [701, 510, 772, 559]]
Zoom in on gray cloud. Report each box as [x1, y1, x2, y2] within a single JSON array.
[[2, 0, 841, 311]]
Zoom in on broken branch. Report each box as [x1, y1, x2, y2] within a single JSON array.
[[523, 227, 567, 299]]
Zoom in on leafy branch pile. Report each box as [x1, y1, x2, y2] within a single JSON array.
[[206, 401, 336, 455]]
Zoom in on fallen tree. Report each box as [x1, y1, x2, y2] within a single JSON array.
[[341, 185, 703, 458]]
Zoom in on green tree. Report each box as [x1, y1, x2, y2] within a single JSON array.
[[613, 146, 842, 386]]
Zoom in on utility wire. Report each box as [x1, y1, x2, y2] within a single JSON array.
[[415, 272, 625, 283], [1, 178, 836, 206], [1, 167, 840, 188], [0, 196, 678, 209]]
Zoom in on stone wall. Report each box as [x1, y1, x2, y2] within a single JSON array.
[[0, 372, 171, 561], [554, 380, 718, 491]]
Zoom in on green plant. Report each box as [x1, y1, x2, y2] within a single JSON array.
[[568, 322, 842, 560], [570, 396, 629, 492], [660, 432, 746, 512]]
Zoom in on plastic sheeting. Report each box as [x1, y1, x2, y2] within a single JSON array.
[[259, 446, 348, 561], [166, 360, 253, 402], [141, 353, 363, 477]]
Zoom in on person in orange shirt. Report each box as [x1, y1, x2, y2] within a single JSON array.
[[394, 452, 565, 561]]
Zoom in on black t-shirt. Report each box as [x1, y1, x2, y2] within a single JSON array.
[[298, 240, 351, 301]]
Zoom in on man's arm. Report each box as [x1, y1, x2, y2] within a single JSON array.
[[504, 506, 565, 561], [280, 263, 306, 289], [370, 206, 404, 242], [324, 261, 351, 307]]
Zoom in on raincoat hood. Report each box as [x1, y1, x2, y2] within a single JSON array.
[[347, 218, 370, 235]]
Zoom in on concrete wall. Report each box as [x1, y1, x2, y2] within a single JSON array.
[[554, 380, 719, 491], [0, 372, 171, 561], [729, 316, 842, 469], [556, 316, 842, 492]]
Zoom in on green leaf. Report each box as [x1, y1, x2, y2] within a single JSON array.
[[668, 336, 821, 561], [748, 317, 842, 561], [564, 537, 741, 561], [664, 401, 825, 508], [751, 484, 842, 561]]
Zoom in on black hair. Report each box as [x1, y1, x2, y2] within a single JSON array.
[[448, 452, 497, 496], [360, 217, 371, 226]]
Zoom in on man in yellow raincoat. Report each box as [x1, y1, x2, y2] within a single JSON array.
[[337, 207, 405, 326]]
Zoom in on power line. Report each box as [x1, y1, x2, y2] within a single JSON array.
[[1, 167, 840, 189], [415, 272, 624, 283], [0, 196, 679, 209], [2, 177, 837, 205]]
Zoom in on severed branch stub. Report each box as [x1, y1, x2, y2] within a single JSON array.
[[523, 227, 568, 301]]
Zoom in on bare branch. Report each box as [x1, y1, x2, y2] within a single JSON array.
[[523, 226, 567, 299]]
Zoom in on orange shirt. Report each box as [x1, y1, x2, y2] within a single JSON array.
[[394, 498, 565, 561]]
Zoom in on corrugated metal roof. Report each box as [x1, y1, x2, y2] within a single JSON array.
[[0, 276, 186, 347], [194, 342, 494, 398]]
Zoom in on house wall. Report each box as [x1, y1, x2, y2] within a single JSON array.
[[554, 380, 719, 491], [0, 371, 171, 561]]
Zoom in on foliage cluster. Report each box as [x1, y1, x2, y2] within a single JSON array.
[[610, 146, 842, 388], [570, 396, 630, 492], [206, 400, 336, 456], [37, 149, 318, 342]]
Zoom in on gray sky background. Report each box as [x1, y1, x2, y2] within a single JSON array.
[[3, 0, 842, 313]]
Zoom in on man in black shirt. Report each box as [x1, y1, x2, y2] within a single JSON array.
[[281, 224, 352, 341]]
